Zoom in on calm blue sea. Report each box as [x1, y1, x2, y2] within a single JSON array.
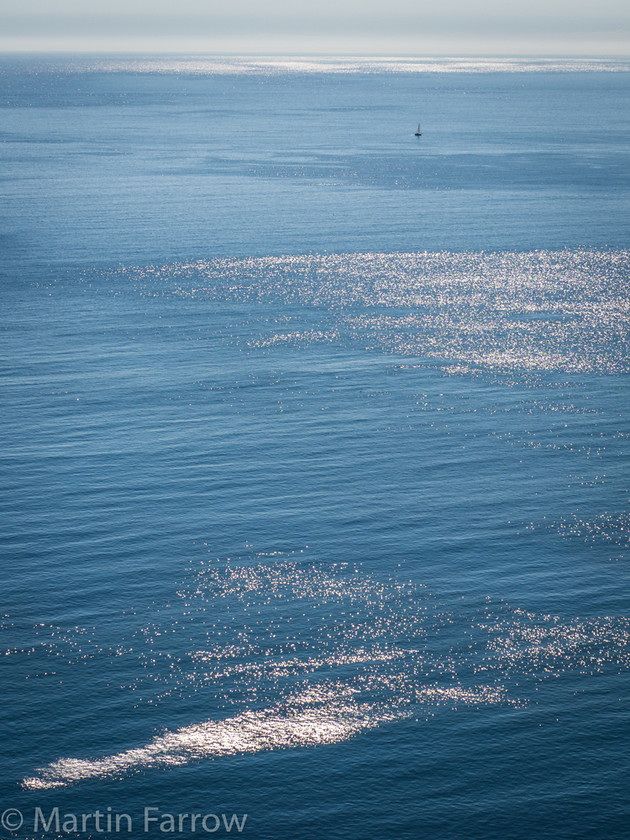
[[1, 55, 629, 840]]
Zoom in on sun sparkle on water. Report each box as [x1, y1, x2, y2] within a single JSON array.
[[15, 550, 630, 790]]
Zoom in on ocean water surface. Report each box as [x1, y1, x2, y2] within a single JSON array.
[[1, 55, 629, 840]]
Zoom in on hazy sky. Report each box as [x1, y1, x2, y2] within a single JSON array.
[[1, 0, 628, 54]]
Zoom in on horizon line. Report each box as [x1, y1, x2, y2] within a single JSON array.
[[1, 50, 629, 57]]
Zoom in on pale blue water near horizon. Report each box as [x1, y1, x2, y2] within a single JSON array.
[[1, 55, 630, 840]]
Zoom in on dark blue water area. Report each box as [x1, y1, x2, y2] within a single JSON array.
[[1, 58, 630, 840]]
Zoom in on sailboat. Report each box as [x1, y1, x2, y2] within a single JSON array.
[[414, 123, 422, 137]]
